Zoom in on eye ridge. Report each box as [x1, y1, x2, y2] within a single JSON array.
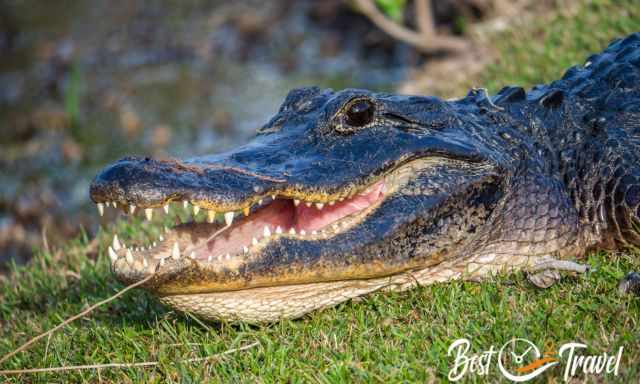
[[344, 99, 375, 127]]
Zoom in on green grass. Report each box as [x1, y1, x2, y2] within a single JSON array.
[[475, 0, 640, 93], [1, 1, 640, 382]]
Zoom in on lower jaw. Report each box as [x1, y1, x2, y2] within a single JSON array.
[[158, 253, 461, 323]]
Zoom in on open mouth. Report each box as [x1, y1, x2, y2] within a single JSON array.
[[91, 153, 499, 322], [92, 155, 494, 292], [98, 176, 388, 273]]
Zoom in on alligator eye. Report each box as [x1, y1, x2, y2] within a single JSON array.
[[345, 99, 375, 127]]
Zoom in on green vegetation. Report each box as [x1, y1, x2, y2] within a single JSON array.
[[1, 1, 639, 382], [374, 0, 407, 22], [476, 0, 640, 93]]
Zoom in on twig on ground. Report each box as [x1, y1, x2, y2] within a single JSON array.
[[43, 333, 52, 363], [0, 221, 240, 375], [414, 0, 435, 36], [353, 0, 468, 53], [0, 274, 155, 366], [0, 341, 260, 375]]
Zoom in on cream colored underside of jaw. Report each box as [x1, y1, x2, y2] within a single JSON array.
[[159, 251, 555, 323]]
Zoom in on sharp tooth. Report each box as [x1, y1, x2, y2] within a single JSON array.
[[315, 203, 324, 210], [289, 228, 296, 235], [152, 242, 157, 247], [159, 235, 164, 241], [112, 202, 117, 208], [243, 206, 250, 216], [333, 223, 339, 230], [172, 242, 180, 260], [271, 194, 276, 200], [275, 226, 282, 234], [225, 253, 230, 260], [129, 205, 136, 215], [183, 200, 189, 210], [338, 197, 344, 202], [217, 255, 222, 261], [252, 237, 259, 246], [189, 251, 196, 259], [294, 199, 300, 206], [160, 257, 165, 266], [108, 246, 118, 262], [112, 235, 121, 251], [143, 257, 148, 268], [305, 201, 311, 207], [224, 212, 234, 226], [263, 226, 271, 237], [163, 204, 170, 214], [208, 255, 212, 262], [145, 208, 153, 221], [207, 210, 216, 223], [258, 199, 263, 205], [329, 201, 335, 206], [311, 230, 317, 235], [243, 246, 249, 253], [300, 230, 306, 236], [126, 249, 134, 263], [192, 205, 200, 215], [97, 203, 105, 217]]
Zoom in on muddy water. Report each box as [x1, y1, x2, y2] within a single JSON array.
[[0, 0, 415, 266]]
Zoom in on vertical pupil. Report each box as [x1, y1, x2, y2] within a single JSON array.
[[346, 100, 374, 127]]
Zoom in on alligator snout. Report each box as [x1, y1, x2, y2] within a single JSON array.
[[90, 155, 287, 213]]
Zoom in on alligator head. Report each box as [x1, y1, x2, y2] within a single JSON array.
[[90, 86, 515, 321]]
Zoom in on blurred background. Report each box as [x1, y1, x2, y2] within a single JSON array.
[[0, 0, 635, 270]]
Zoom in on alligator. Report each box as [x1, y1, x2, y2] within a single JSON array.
[[90, 33, 640, 323]]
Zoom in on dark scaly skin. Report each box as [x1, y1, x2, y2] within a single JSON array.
[[90, 33, 640, 322]]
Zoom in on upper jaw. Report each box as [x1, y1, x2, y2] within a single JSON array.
[[89, 117, 486, 214]]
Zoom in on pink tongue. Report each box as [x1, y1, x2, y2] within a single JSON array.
[[294, 180, 385, 232], [200, 180, 385, 261], [204, 199, 294, 259]]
